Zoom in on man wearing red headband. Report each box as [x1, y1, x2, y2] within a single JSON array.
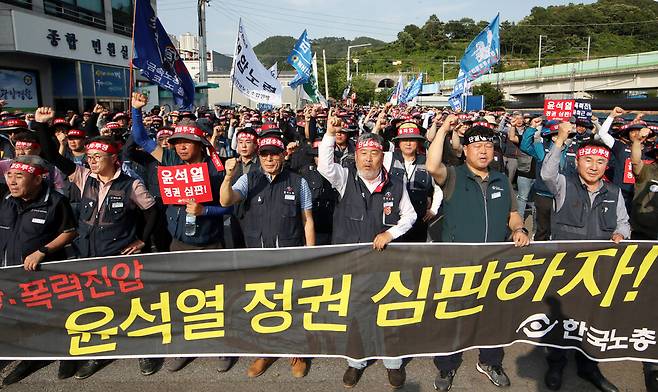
[[0, 155, 77, 384], [540, 122, 626, 392], [225, 127, 260, 249], [33, 106, 162, 379], [0, 131, 67, 194], [318, 111, 416, 389], [220, 135, 314, 380]]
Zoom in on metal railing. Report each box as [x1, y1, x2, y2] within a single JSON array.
[[442, 51, 658, 88], [43, 0, 105, 30]]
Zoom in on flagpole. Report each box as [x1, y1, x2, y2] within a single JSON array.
[[128, 0, 138, 105], [322, 49, 329, 100], [229, 18, 241, 107]]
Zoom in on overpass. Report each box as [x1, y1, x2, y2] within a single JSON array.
[[365, 52, 658, 108]]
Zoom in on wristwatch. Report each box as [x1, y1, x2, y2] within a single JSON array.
[[38, 246, 50, 255], [513, 227, 529, 235]]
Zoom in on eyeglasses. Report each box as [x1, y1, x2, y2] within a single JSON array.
[[87, 153, 111, 161]]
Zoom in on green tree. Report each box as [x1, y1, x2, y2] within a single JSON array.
[[397, 31, 416, 52], [472, 83, 505, 109], [350, 76, 377, 105], [374, 88, 393, 104]]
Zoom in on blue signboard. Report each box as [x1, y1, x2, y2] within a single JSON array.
[[94, 65, 126, 97], [0, 68, 40, 110]]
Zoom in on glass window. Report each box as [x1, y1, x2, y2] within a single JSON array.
[[77, 0, 102, 13]]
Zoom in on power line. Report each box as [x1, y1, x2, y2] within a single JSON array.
[[230, 0, 396, 26], [220, 2, 397, 39], [223, 1, 400, 33]]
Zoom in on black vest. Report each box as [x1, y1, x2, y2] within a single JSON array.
[[241, 169, 305, 248], [332, 168, 404, 244], [389, 151, 433, 216], [77, 172, 138, 257], [551, 176, 619, 240], [0, 186, 69, 266], [300, 164, 337, 234], [441, 165, 512, 243], [231, 157, 261, 220]]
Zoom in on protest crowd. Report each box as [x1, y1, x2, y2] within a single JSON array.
[[0, 93, 657, 391]]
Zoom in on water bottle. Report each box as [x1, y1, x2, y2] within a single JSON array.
[[185, 213, 196, 236]]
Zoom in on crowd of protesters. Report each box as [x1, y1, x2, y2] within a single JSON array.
[[0, 95, 656, 392]]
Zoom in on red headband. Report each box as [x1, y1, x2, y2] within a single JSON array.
[[156, 129, 173, 139], [15, 140, 40, 150], [238, 132, 256, 141], [105, 122, 122, 130], [398, 123, 420, 136], [67, 129, 86, 138], [174, 125, 205, 138], [258, 137, 285, 150], [86, 141, 119, 154], [356, 139, 383, 151], [471, 121, 495, 129], [9, 162, 48, 176], [577, 146, 610, 160]]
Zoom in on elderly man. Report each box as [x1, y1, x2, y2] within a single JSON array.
[[0, 155, 77, 384], [317, 111, 417, 389], [220, 135, 314, 379], [540, 122, 625, 392]]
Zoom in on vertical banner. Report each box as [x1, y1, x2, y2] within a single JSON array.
[[230, 20, 282, 106]]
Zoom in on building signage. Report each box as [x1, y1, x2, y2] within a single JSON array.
[[11, 10, 131, 68]]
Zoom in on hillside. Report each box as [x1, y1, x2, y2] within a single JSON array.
[[252, 0, 658, 84], [253, 36, 386, 71]]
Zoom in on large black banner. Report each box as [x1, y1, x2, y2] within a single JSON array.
[[0, 241, 656, 363]]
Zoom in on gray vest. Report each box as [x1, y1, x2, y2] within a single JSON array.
[[551, 176, 619, 240]]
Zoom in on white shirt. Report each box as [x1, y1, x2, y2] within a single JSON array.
[[318, 134, 417, 240]]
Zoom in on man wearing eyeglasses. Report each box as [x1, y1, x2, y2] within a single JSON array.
[[32, 106, 161, 380]]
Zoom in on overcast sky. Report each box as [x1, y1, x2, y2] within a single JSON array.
[[157, 0, 596, 55]]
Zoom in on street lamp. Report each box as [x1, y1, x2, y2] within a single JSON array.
[[346, 43, 371, 82]]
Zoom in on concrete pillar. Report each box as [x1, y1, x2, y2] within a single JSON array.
[[103, 0, 113, 33]]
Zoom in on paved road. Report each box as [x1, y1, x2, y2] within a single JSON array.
[[0, 343, 648, 391]]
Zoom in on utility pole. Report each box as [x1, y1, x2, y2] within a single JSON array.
[[198, 0, 208, 84], [346, 43, 371, 82], [442, 56, 458, 82], [586, 36, 591, 61]]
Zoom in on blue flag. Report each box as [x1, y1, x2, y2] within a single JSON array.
[[132, 0, 195, 109], [287, 30, 313, 89], [405, 73, 424, 103], [398, 76, 416, 104], [459, 14, 500, 82], [448, 95, 463, 111]]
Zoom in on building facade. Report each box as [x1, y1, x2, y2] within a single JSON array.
[[0, 0, 155, 113]]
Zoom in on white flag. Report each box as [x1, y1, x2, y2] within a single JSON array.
[[268, 62, 278, 78], [230, 20, 282, 106]]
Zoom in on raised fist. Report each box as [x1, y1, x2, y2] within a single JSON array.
[[611, 107, 624, 117], [131, 92, 148, 110], [34, 107, 55, 123], [224, 158, 238, 178], [93, 104, 105, 114]]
